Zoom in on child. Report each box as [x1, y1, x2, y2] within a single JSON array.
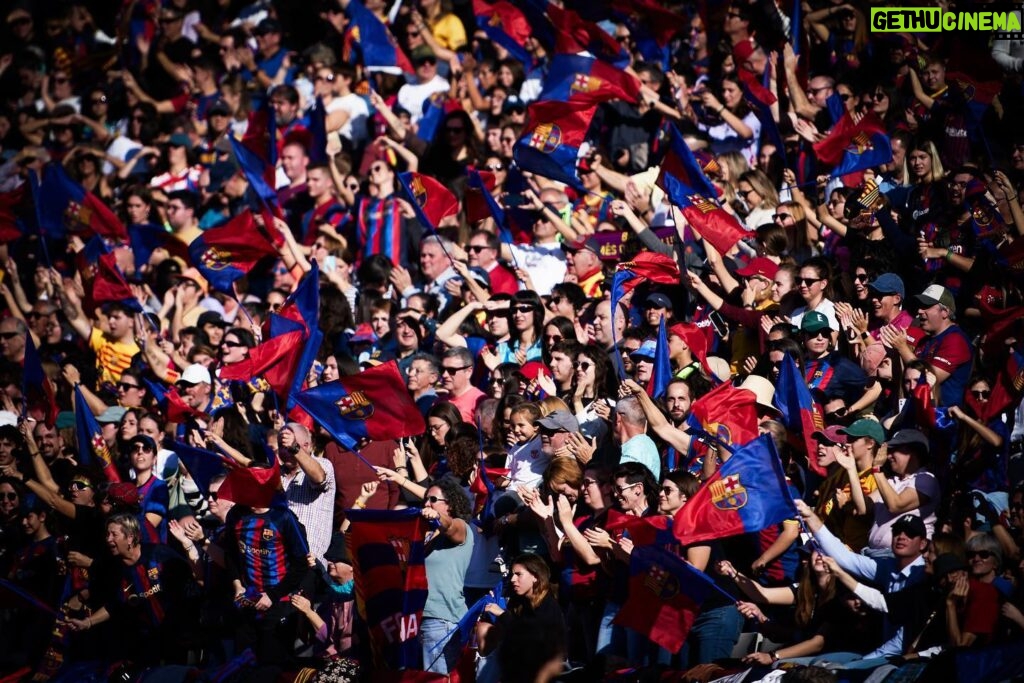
[[505, 403, 549, 489]]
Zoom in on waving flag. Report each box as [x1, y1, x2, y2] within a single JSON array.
[[229, 136, 278, 207], [0, 186, 27, 243], [608, 252, 681, 377], [605, 510, 674, 547], [813, 111, 892, 176], [74, 386, 121, 482], [657, 169, 748, 256], [307, 96, 329, 164], [417, 93, 462, 144], [686, 380, 760, 452], [22, 335, 57, 428], [344, 0, 413, 74], [611, 0, 691, 48], [650, 317, 672, 399], [513, 100, 596, 190], [127, 222, 170, 271], [674, 435, 798, 545], [36, 164, 126, 241], [217, 459, 283, 509], [547, 4, 628, 67], [473, 0, 532, 65], [540, 54, 641, 104], [93, 253, 142, 312], [188, 211, 278, 292], [169, 439, 236, 497], [144, 378, 207, 423], [396, 172, 460, 233], [346, 508, 428, 669], [773, 355, 827, 476], [293, 361, 427, 450], [660, 125, 718, 199], [218, 329, 307, 398], [465, 168, 505, 227], [614, 545, 734, 652]]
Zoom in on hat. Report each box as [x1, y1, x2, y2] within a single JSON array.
[[168, 132, 191, 148], [859, 341, 887, 376], [735, 257, 779, 281], [732, 37, 757, 64], [174, 267, 209, 295], [868, 273, 905, 299], [668, 323, 710, 370], [838, 417, 886, 444], [253, 18, 281, 35], [206, 160, 238, 193], [97, 406, 127, 424], [932, 552, 967, 579], [127, 434, 158, 453], [197, 311, 228, 329], [105, 482, 141, 508], [643, 292, 672, 309], [812, 425, 848, 445], [519, 360, 548, 382], [739, 375, 777, 412], [535, 410, 580, 433], [563, 236, 602, 257], [411, 45, 437, 64], [208, 99, 231, 117], [576, 157, 594, 173], [6, 7, 31, 24], [630, 340, 657, 361], [56, 411, 75, 430], [324, 532, 352, 564], [891, 513, 928, 539], [350, 323, 378, 344], [178, 363, 212, 386], [800, 311, 834, 334], [705, 356, 731, 383], [915, 284, 956, 314], [465, 267, 491, 288], [887, 429, 930, 454]]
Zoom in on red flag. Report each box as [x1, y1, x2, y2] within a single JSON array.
[[605, 510, 673, 547], [0, 186, 25, 242], [92, 253, 136, 307], [187, 210, 279, 290], [218, 329, 307, 398], [547, 4, 624, 64], [686, 382, 760, 449], [217, 459, 282, 509], [657, 169, 748, 257], [464, 169, 497, 225], [469, 465, 509, 514], [619, 251, 681, 285], [399, 172, 459, 227], [813, 111, 887, 167], [610, 0, 692, 47]]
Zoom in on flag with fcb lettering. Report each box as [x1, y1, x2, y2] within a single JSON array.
[[218, 329, 308, 398], [473, 0, 532, 66], [396, 172, 460, 234], [188, 211, 278, 292], [344, 0, 414, 74], [658, 169, 748, 256], [773, 355, 827, 476], [36, 164, 127, 241], [293, 361, 427, 450], [74, 385, 121, 483], [615, 545, 731, 652], [674, 435, 798, 545], [547, 3, 628, 67], [540, 54, 641, 104], [513, 100, 596, 190], [346, 508, 428, 669]]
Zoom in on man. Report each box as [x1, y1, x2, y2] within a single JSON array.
[[864, 274, 912, 338], [176, 363, 214, 413], [467, 229, 517, 295], [782, 43, 835, 122], [0, 318, 26, 375], [277, 141, 313, 231], [269, 84, 309, 156], [562, 237, 605, 299], [883, 284, 972, 407], [244, 20, 293, 97], [868, 429, 939, 551], [32, 421, 63, 462], [397, 47, 449, 124], [663, 379, 693, 428], [907, 57, 970, 169], [593, 299, 627, 369], [165, 190, 202, 247], [60, 293, 139, 387], [407, 352, 440, 415], [440, 347, 484, 422], [500, 188, 569, 296], [630, 341, 656, 387], [615, 396, 660, 479], [815, 418, 884, 552], [796, 501, 929, 658], [572, 159, 614, 231], [412, 235, 458, 309], [278, 422, 336, 565], [536, 410, 581, 462], [640, 293, 673, 337], [300, 162, 347, 245]]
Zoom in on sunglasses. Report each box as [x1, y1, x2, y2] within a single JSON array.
[[91, 96, 108, 104], [873, 91, 888, 101], [446, 127, 466, 134], [796, 277, 823, 286], [315, 73, 336, 82], [441, 365, 470, 375], [132, 444, 155, 453], [407, 30, 421, 37], [574, 361, 592, 371], [582, 478, 600, 487], [972, 390, 991, 399], [69, 480, 92, 491], [839, 93, 851, 101], [468, 245, 490, 253], [773, 213, 793, 222], [804, 329, 830, 340], [0, 492, 16, 501], [208, 491, 219, 501], [739, 188, 757, 197], [660, 486, 679, 495], [118, 382, 140, 391], [0, 332, 21, 339], [966, 550, 994, 560], [513, 305, 535, 314], [854, 273, 869, 282], [544, 334, 562, 343], [425, 495, 447, 504], [485, 164, 504, 171], [371, 164, 388, 173], [222, 340, 246, 348]]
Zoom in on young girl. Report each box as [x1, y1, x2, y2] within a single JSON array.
[[506, 403, 548, 489]]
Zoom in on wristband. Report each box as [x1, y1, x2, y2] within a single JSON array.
[[945, 248, 954, 262], [353, 500, 367, 509], [872, 466, 882, 474], [716, 105, 726, 116], [771, 650, 780, 662], [861, 331, 870, 340], [395, 466, 408, 471]]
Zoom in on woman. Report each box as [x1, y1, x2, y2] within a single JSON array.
[[420, 479, 474, 675], [149, 133, 203, 194], [542, 316, 577, 365], [949, 376, 1010, 504], [737, 169, 779, 230], [754, 223, 790, 263], [0, 477, 25, 572], [657, 469, 700, 517], [806, 4, 870, 75], [716, 150, 750, 208], [488, 363, 524, 401], [572, 346, 614, 446], [424, 109, 481, 186], [773, 201, 817, 264], [128, 434, 169, 544], [698, 74, 760, 167], [479, 553, 566, 680], [419, 402, 464, 476], [906, 139, 947, 237], [791, 257, 839, 336], [492, 291, 544, 364]]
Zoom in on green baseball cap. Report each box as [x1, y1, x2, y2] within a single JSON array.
[[801, 310, 833, 334], [838, 418, 886, 444]]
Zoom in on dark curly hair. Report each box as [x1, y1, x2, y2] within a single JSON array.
[[431, 477, 472, 521]]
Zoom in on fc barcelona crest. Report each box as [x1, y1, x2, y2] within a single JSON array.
[[200, 246, 231, 271], [687, 195, 717, 214], [487, 12, 502, 28], [336, 391, 374, 420], [388, 535, 410, 572], [710, 474, 748, 510], [528, 123, 562, 154], [262, 528, 275, 541], [147, 566, 159, 580], [410, 176, 428, 208], [643, 563, 680, 600], [64, 201, 92, 230], [570, 74, 601, 94], [847, 131, 873, 155], [701, 421, 733, 446]]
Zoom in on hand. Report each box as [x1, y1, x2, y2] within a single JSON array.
[[526, 492, 553, 520], [255, 593, 272, 611], [834, 488, 850, 508], [479, 346, 500, 371], [617, 535, 634, 556], [878, 324, 910, 353], [555, 494, 574, 521], [947, 404, 964, 420], [67, 550, 92, 568], [743, 651, 774, 666], [290, 593, 312, 614], [583, 527, 613, 549], [834, 445, 856, 471], [736, 601, 767, 624], [700, 91, 722, 112], [821, 555, 845, 577], [61, 364, 82, 387], [716, 561, 739, 579], [794, 498, 814, 519], [392, 445, 408, 470], [1002, 601, 1024, 624], [535, 369, 557, 397], [947, 572, 969, 603], [565, 432, 597, 465], [374, 466, 402, 484], [751, 557, 768, 575], [608, 199, 634, 220], [593, 400, 612, 421], [782, 42, 797, 71], [484, 602, 505, 617], [168, 519, 190, 545], [742, 356, 758, 374], [359, 480, 379, 500], [421, 506, 441, 522], [183, 518, 205, 542], [388, 264, 413, 293]]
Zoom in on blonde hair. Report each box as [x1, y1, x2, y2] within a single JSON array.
[[910, 140, 945, 184], [738, 169, 779, 209], [537, 396, 570, 417]]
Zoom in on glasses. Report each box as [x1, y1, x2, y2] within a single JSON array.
[[854, 273, 870, 282], [966, 550, 994, 560], [91, 96, 108, 104], [739, 188, 757, 198], [208, 491, 219, 501], [615, 34, 631, 43], [485, 164, 504, 171], [468, 245, 490, 253], [346, 183, 360, 191], [407, 30, 421, 37], [807, 86, 832, 95], [118, 382, 140, 391], [839, 93, 851, 101], [159, 16, 181, 24], [582, 478, 600, 487], [315, 73, 336, 82], [132, 444, 154, 453], [574, 361, 592, 371], [425, 495, 447, 504], [661, 486, 679, 495], [69, 481, 92, 491], [972, 390, 991, 399], [726, 11, 743, 18], [428, 424, 447, 433], [416, 58, 438, 66], [446, 126, 465, 134], [615, 482, 639, 493], [545, 334, 562, 343], [796, 277, 823, 286], [0, 492, 17, 502], [772, 213, 793, 223], [873, 91, 888, 101], [0, 332, 20, 340], [441, 365, 471, 375], [222, 340, 246, 348], [513, 305, 535, 314], [621, 346, 641, 355]]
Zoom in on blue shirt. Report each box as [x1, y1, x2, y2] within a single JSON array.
[[620, 434, 661, 479]]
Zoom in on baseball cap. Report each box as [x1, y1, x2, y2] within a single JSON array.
[[411, 45, 436, 64], [643, 292, 672, 309], [562, 236, 602, 257], [177, 363, 212, 386], [892, 514, 927, 539], [197, 311, 228, 329], [735, 257, 779, 281], [838, 418, 886, 444], [97, 406, 127, 424], [915, 284, 955, 313], [253, 18, 281, 35], [208, 99, 232, 117], [800, 311, 834, 334], [867, 273, 905, 299], [535, 410, 580, 433], [811, 425, 848, 445], [630, 340, 657, 361], [886, 429, 930, 454], [168, 132, 191, 148]]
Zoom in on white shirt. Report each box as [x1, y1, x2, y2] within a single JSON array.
[[867, 470, 940, 550], [327, 93, 370, 147], [789, 298, 840, 332], [505, 437, 549, 489], [508, 242, 567, 296], [397, 75, 450, 124]]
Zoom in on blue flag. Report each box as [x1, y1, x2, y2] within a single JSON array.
[[74, 386, 121, 482], [229, 136, 278, 206], [307, 96, 329, 164], [281, 262, 323, 409], [661, 125, 719, 200], [651, 316, 672, 399], [127, 223, 169, 271], [345, 0, 413, 74], [168, 439, 234, 497]]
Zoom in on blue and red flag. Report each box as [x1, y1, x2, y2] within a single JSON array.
[[611, 0, 691, 48], [218, 329, 308, 399], [513, 100, 596, 190], [346, 508, 428, 670], [657, 169, 748, 256], [396, 172, 460, 233], [773, 355, 827, 476], [650, 317, 672, 399], [22, 334, 57, 428], [608, 252, 681, 377], [416, 93, 460, 144], [293, 361, 427, 450], [229, 136, 277, 207], [540, 54, 641, 104], [660, 125, 719, 199], [605, 509, 674, 547], [473, 0, 532, 66], [0, 186, 27, 243], [614, 545, 734, 652], [187, 210, 278, 292], [813, 111, 892, 177], [307, 96, 329, 164], [547, 3, 628, 67], [465, 168, 506, 229], [169, 439, 236, 498], [128, 222, 171, 271], [344, 0, 414, 74], [685, 380, 760, 454], [280, 263, 324, 410], [673, 435, 798, 545], [74, 385, 121, 483], [36, 163, 127, 241], [143, 378, 207, 424], [92, 253, 142, 312]]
